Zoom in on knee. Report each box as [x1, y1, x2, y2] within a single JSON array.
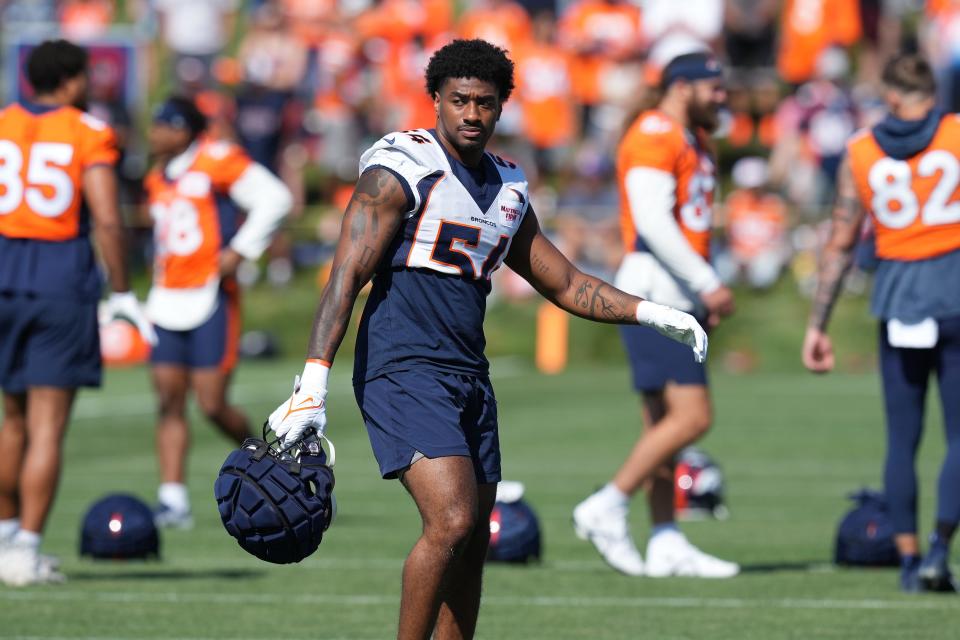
[[197, 396, 227, 423], [676, 405, 712, 442], [156, 393, 186, 422], [425, 506, 479, 555]]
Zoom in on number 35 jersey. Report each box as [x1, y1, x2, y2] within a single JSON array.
[[354, 129, 529, 381], [0, 102, 118, 301]]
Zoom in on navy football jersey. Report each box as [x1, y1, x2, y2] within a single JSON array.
[[353, 129, 530, 381]]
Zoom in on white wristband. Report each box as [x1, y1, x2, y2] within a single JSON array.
[[109, 291, 136, 303], [635, 300, 669, 327], [300, 360, 330, 393]]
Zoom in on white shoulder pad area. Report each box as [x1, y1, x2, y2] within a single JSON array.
[[359, 130, 440, 215]]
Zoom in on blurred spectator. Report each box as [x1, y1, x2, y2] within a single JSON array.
[[643, 0, 723, 52], [725, 71, 781, 154], [777, 0, 862, 86], [924, 0, 960, 110], [60, 0, 114, 41], [770, 48, 859, 214], [723, 0, 779, 69], [559, 0, 645, 129], [155, 0, 238, 88], [514, 10, 576, 174], [2, 0, 57, 26], [458, 0, 532, 52], [717, 157, 790, 290]]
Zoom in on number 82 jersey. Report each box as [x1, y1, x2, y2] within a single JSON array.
[[353, 128, 530, 381], [848, 114, 960, 261]]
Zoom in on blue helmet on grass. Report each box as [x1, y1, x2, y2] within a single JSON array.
[[487, 481, 542, 563], [80, 494, 160, 560], [214, 427, 335, 564]]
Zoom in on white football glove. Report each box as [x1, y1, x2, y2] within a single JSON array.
[[268, 361, 329, 448], [106, 291, 157, 345], [635, 300, 709, 363]]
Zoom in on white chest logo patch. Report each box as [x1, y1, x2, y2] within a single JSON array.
[[499, 188, 525, 227]]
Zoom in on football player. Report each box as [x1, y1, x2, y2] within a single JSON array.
[[572, 52, 739, 579], [803, 54, 960, 593], [0, 40, 153, 586], [266, 39, 707, 639], [145, 96, 292, 528]]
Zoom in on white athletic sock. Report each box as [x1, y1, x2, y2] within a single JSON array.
[[650, 522, 680, 540], [12, 529, 41, 551], [0, 518, 19, 541], [158, 483, 190, 513], [593, 483, 629, 510]]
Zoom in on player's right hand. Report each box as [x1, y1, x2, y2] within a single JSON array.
[[635, 301, 709, 363], [802, 326, 835, 373], [268, 361, 330, 448], [701, 285, 735, 319], [106, 291, 157, 346]]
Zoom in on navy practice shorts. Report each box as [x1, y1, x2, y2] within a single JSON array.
[[620, 323, 708, 392], [0, 292, 101, 392], [353, 368, 501, 483], [150, 284, 240, 371]]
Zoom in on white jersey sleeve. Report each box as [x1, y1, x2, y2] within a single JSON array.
[[358, 130, 441, 217]]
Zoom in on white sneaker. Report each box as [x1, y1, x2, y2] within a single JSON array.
[[644, 530, 739, 578], [572, 495, 645, 576], [0, 536, 60, 572], [0, 542, 66, 586], [154, 503, 194, 530]]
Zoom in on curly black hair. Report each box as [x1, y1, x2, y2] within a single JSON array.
[[26, 39, 88, 95], [424, 39, 515, 103]]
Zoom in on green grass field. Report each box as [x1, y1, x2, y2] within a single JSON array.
[[2, 359, 957, 639]]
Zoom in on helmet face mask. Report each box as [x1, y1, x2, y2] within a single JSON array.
[[214, 427, 335, 564]]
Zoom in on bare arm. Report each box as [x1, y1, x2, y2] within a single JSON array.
[[505, 206, 640, 324], [808, 155, 866, 331], [84, 165, 129, 293], [305, 168, 407, 361]]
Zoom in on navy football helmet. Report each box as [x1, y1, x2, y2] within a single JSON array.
[[487, 482, 542, 563], [80, 494, 160, 560], [214, 425, 335, 564], [674, 447, 729, 520]]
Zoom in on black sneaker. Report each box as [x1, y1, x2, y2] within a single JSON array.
[[917, 543, 957, 593]]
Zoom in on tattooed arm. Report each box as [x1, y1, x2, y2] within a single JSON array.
[[802, 155, 866, 373], [306, 167, 408, 362], [505, 206, 638, 322]]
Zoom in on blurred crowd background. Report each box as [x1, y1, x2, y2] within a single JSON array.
[[1, 0, 958, 299]]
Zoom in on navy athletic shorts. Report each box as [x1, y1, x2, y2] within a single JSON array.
[[150, 284, 240, 371], [0, 292, 101, 392], [620, 322, 708, 392], [353, 368, 501, 483]]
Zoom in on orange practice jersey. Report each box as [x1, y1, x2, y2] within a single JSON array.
[[777, 0, 861, 84], [458, 2, 532, 52], [725, 189, 787, 259], [559, 0, 643, 105], [617, 110, 715, 259], [145, 139, 252, 289], [847, 115, 960, 261], [0, 103, 117, 241], [514, 42, 576, 149]]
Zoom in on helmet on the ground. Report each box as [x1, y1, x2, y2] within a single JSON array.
[[674, 448, 728, 520], [487, 481, 541, 563], [834, 488, 898, 566], [214, 429, 335, 564], [80, 494, 160, 560]]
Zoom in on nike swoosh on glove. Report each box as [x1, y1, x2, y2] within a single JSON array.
[[106, 291, 157, 345], [635, 300, 709, 363], [268, 362, 329, 448]]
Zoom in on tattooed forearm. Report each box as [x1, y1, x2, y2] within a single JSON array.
[[809, 248, 854, 331], [305, 168, 406, 362], [589, 283, 632, 322], [808, 155, 863, 332], [574, 281, 592, 310]]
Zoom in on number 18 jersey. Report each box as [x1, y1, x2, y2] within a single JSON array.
[[353, 129, 530, 381]]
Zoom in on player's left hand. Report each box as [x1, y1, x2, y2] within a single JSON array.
[[268, 361, 330, 449], [219, 249, 244, 278], [106, 291, 157, 345], [635, 301, 709, 363]]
